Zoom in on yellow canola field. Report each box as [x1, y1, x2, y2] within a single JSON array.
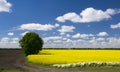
[[27, 50, 120, 64]]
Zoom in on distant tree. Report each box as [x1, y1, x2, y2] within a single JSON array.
[[19, 32, 43, 56]]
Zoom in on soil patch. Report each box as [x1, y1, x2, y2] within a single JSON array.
[[0, 49, 26, 70]]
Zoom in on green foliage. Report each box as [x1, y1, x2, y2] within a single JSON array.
[[0, 68, 22, 72], [19, 32, 43, 56]]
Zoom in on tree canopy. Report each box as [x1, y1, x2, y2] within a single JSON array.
[[19, 32, 43, 56]]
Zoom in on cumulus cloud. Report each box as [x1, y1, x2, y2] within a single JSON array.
[[72, 33, 81, 38], [55, 23, 60, 27], [97, 32, 108, 36], [56, 16, 65, 22], [96, 38, 105, 41], [0, 37, 19, 48], [62, 38, 67, 40], [110, 22, 120, 29], [0, 37, 9, 43], [43, 36, 62, 42], [66, 39, 72, 42], [11, 38, 19, 43], [44, 36, 120, 48], [56, 7, 120, 23], [0, 0, 12, 12], [80, 34, 89, 38], [107, 37, 120, 48], [66, 34, 71, 37], [72, 33, 94, 38], [42, 31, 119, 48], [8, 32, 14, 36], [89, 37, 120, 48], [18, 23, 59, 31], [58, 25, 75, 33]]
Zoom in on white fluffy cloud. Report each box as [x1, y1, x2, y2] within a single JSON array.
[[0, 37, 19, 48], [66, 39, 72, 42], [43, 36, 120, 48], [56, 16, 65, 22], [72, 33, 81, 38], [58, 25, 75, 33], [111, 22, 120, 29], [42, 31, 119, 48], [43, 36, 62, 42], [8, 32, 14, 36], [72, 33, 94, 38], [56, 7, 120, 23], [97, 32, 108, 36], [66, 34, 70, 37], [55, 23, 60, 27], [89, 37, 120, 48], [0, 0, 12, 12], [96, 38, 105, 41], [18, 23, 59, 31], [11, 38, 19, 43], [106, 37, 120, 48], [0, 37, 9, 43]]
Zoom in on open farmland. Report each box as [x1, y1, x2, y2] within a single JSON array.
[[1, 49, 120, 72], [27, 50, 120, 65]]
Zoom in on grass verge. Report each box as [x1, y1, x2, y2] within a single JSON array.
[[0, 68, 23, 72]]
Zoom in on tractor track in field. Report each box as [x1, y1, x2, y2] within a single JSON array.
[[0, 49, 42, 72]]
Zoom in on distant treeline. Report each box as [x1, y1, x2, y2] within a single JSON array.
[[0, 48, 120, 50], [43, 48, 120, 50]]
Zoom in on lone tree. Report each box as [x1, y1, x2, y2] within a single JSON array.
[[19, 32, 43, 56]]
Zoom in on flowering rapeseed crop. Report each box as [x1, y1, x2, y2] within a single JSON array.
[[27, 50, 120, 65]]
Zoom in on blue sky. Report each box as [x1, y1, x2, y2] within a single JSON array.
[[0, 0, 120, 48]]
